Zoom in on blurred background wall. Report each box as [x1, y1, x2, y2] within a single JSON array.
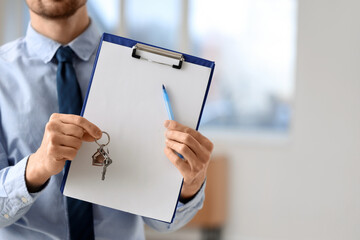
[[1, 0, 360, 239]]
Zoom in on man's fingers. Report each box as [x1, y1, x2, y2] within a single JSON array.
[[50, 113, 102, 139], [48, 144, 79, 161], [60, 123, 84, 139], [165, 139, 197, 163], [51, 134, 82, 150], [164, 147, 190, 174], [54, 146, 79, 161], [165, 130, 205, 160], [164, 120, 213, 151], [82, 132, 98, 142]]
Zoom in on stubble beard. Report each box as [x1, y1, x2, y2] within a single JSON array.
[[26, 0, 87, 20]]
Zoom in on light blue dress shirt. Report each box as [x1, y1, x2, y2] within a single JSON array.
[[0, 22, 205, 240]]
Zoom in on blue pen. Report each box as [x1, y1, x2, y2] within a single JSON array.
[[162, 84, 184, 159]]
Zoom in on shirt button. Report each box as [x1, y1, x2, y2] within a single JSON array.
[[3, 214, 9, 219], [21, 197, 28, 203]]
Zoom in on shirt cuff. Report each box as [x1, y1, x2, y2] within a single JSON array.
[[177, 180, 206, 209], [170, 180, 206, 228], [142, 180, 206, 232], [1, 156, 44, 219]]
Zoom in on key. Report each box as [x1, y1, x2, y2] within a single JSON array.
[[101, 164, 107, 181], [101, 155, 113, 180]]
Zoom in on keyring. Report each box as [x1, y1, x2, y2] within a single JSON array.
[[95, 131, 110, 147]]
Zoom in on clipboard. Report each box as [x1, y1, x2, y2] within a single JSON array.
[[61, 33, 215, 223]]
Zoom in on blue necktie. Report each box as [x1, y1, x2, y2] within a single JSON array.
[[55, 46, 95, 240]]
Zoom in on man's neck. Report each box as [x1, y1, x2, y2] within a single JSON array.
[[29, 6, 90, 45]]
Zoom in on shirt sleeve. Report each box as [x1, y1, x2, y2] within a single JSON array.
[[143, 181, 206, 232], [0, 149, 43, 228]]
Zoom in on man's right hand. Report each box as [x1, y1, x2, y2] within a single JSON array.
[[26, 113, 102, 192]]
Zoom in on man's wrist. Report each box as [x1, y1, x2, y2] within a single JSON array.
[[179, 180, 206, 204], [179, 193, 197, 204], [180, 179, 205, 203], [25, 154, 50, 193]]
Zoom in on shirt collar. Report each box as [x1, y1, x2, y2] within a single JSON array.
[[25, 20, 101, 64]]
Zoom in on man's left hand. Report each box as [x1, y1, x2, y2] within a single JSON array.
[[164, 120, 214, 201]]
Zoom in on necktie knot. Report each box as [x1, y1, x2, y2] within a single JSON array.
[[55, 46, 74, 63]]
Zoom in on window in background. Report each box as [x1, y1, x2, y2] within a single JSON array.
[[88, 0, 119, 33], [0, 1, 29, 44], [124, 0, 181, 50], [190, 0, 297, 131]]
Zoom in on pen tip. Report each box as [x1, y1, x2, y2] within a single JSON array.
[[162, 84, 165, 90]]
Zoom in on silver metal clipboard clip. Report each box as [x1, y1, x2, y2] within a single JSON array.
[[131, 43, 184, 69]]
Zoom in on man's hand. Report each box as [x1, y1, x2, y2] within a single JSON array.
[[26, 113, 102, 192], [164, 120, 214, 201]]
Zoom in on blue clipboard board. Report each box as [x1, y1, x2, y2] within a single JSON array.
[[61, 33, 215, 223]]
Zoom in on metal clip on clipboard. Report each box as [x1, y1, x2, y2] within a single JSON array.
[[132, 43, 184, 69]]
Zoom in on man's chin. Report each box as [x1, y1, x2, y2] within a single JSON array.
[[26, 0, 86, 20]]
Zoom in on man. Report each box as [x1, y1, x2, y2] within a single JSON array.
[[0, 0, 213, 239]]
